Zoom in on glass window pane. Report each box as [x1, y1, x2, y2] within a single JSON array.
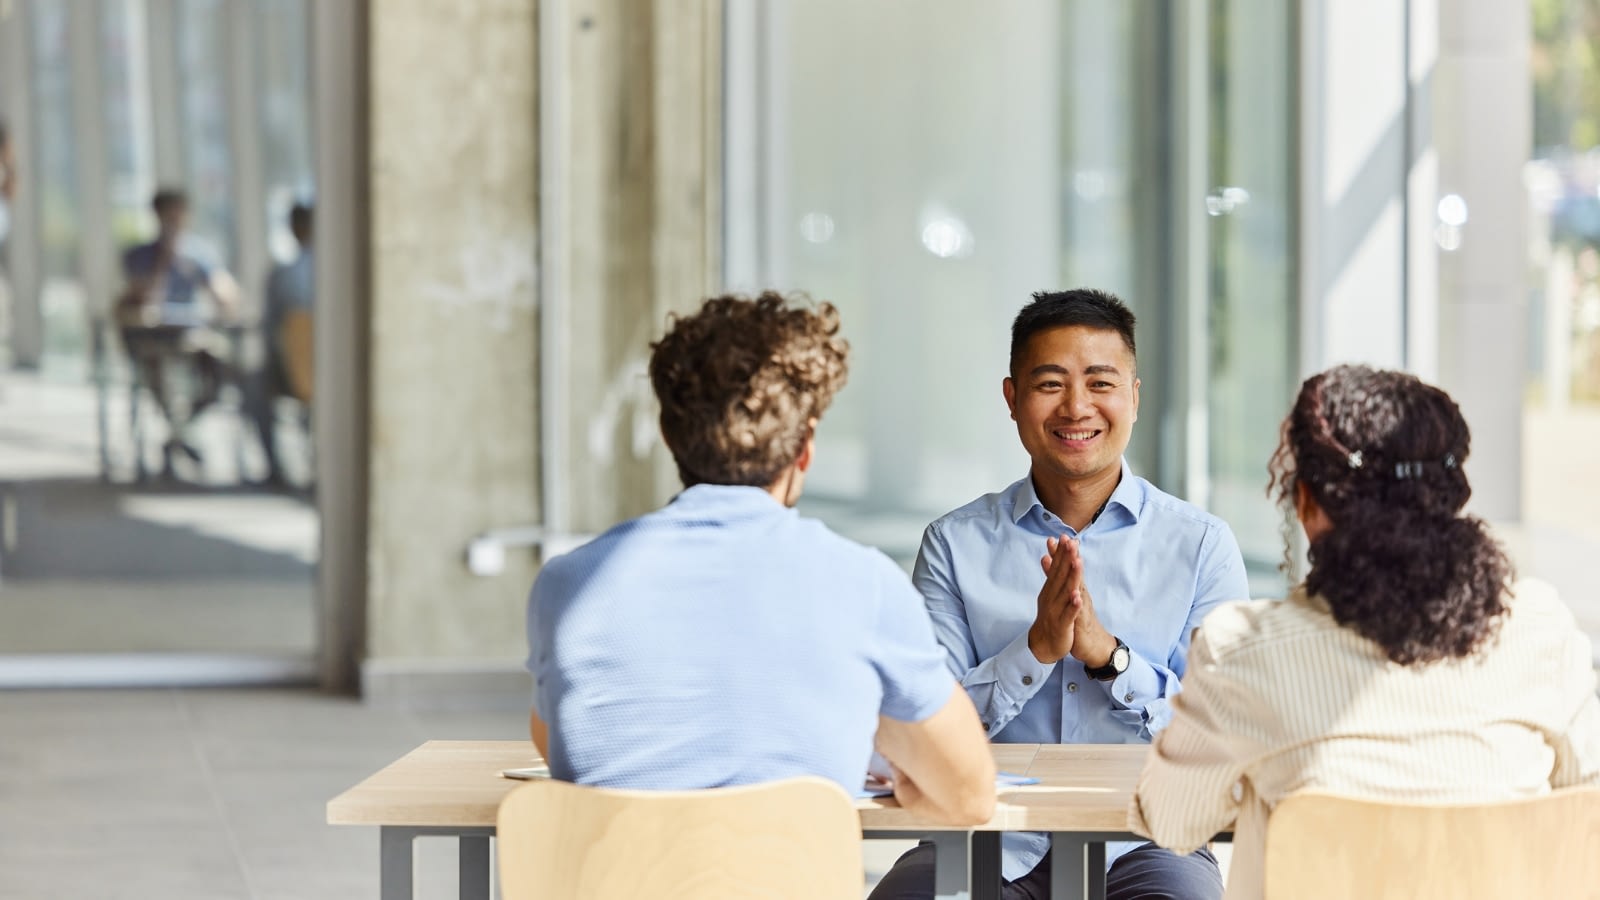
[[762, 2, 1067, 556], [29, 0, 79, 281], [1524, 0, 1600, 620], [1206, 0, 1295, 584], [255, 0, 312, 266], [755, 1, 1194, 561], [175, 0, 233, 269], [100, 0, 157, 255], [1057, 2, 1174, 484]]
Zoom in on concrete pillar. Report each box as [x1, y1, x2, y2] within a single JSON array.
[[1433, 0, 1530, 522], [336, 0, 720, 705], [362, 0, 543, 689], [553, 0, 720, 537]]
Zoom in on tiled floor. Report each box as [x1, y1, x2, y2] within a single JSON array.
[[0, 687, 915, 899], [0, 688, 512, 900]]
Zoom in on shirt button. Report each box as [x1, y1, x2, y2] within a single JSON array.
[[1022, 675, 1033, 686], [1066, 682, 1078, 692], [1124, 692, 1135, 702]]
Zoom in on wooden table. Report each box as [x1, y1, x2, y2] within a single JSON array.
[[327, 740, 1153, 900]]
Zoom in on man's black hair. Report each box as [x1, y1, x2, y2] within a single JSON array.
[[1009, 288, 1137, 375], [151, 187, 189, 214]]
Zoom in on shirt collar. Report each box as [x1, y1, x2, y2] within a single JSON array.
[[1009, 459, 1145, 526], [668, 483, 790, 515]]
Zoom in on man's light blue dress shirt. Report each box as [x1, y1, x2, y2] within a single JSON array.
[[915, 461, 1249, 880], [527, 484, 955, 795]]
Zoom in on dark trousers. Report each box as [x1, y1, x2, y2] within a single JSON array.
[[248, 348, 290, 480], [869, 840, 1222, 900]]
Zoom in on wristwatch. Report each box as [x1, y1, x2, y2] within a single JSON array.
[[1085, 637, 1130, 682]]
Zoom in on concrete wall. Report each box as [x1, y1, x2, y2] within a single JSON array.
[[364, 0, 542, 672], [346, 0, 720, 705], [552, 0, 720, 536]]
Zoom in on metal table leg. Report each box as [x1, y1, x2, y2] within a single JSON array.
[[929, 831, 971, 900], [865, 830, 977, 900], [379, 826, 495, 900], [1050, 834, 1115, 900], [380, 827, 414, 900], [459, 834, 492, 900], [971, 831, 1003, 900], [1087, 842, 1106, 900]]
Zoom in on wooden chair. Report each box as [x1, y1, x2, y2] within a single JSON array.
[[1263, 787, 1600, 899], [278, 309, 313, 404], [497, 776, 863, 900]]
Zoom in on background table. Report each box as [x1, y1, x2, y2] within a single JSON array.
[[327, 740, 1154, 900]]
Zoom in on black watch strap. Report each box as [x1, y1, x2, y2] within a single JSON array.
[[1085, 637, 1129, 682]]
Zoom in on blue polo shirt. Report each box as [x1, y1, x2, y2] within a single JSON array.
[[526, 484, 956, 794], [916, 461, 1249, 879]]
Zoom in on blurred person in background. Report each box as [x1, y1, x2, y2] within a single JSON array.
[[1131, 364, 1600, 900], [116, 187, 240, 477], [250, 201, 313, 487]]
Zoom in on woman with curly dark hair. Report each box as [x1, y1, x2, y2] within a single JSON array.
[[1131, 364, 1600, 900]]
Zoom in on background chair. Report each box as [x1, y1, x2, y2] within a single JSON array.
[[497, 776, 863, 900], [1263, 787, 1600, 899]]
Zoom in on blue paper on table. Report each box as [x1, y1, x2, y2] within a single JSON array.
[[858, 771, 1039, 799]]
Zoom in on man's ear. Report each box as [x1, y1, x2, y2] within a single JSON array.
[[1002, 377, 1017, 421], [795, 418, 818, 473]]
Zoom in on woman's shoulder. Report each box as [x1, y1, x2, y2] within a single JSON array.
[[1196, 590, 1341, 660], [1500, 577, 1581, 635]]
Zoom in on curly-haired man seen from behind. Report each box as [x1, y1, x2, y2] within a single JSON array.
[[524, 292, 996, 828]]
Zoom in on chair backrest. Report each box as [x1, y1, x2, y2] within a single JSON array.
[[278, 310, 313, 404], [1263, 787, 1600, 900], [497, 776, 863, 900]]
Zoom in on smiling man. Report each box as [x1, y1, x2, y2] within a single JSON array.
[[871, 289, 1248, 900]]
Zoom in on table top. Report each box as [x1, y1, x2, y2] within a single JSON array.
[[327, 740, 1150, 833]]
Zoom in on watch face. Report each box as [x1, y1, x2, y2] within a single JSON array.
[[1112, 645, 1130, 671]]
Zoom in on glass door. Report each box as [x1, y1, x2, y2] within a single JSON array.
[[1197, 0, 1297, 587], [729, 0, 1297, 577]]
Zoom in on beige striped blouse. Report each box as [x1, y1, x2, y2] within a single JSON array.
[[1129, 578, 1600, 900]]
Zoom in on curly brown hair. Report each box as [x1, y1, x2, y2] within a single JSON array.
[[648, 291, 849, 488], [1267, 365, 1512, 665]]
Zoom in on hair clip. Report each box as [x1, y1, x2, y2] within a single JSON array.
[[1394, 461, 1424, 479], [1347, 450, 1364, 469], [1443, 453, 1457, 469]]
